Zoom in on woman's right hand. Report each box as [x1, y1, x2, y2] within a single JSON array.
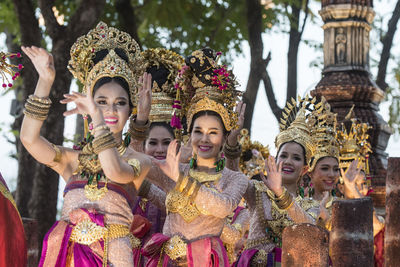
[[21, 46, 55, 83]]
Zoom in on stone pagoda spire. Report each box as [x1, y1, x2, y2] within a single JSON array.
[[311, 0, 392, 207]]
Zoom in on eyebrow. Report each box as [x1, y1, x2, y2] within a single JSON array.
[[95, 96, 128, 101]]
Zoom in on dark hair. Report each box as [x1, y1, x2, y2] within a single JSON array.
[[92, 49, 133, 109], [309, 156, 339, 171], [189, 110, 229, 135], [147, 65, 170, 89], [276, 141, 307, 165], [149, 121, 175, 139]]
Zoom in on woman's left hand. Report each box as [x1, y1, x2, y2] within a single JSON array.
[[261, 156, 283, 196], [227, 102, 246, 146], [136, 72, 152, 123], [60, 91, 98, 117], [154, 139, 181, 182], [340, 159, 361, 199]]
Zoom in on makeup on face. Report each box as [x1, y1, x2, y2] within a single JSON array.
[[276, 142, 307, 185], [93, 82, 130, 134], [191, 115, 225, 162], [144, 126, 174, 160]]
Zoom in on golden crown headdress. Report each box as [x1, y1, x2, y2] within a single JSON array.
[[308, 99, 340, 171], [175, 48, 241, 132], [239, 129, 270, 178], [141, 48, 184, 123], [337, 106, 372, 173], [275, 95, 323, 165], [67, 21, 143, 106]]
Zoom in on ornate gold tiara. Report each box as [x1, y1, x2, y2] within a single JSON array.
[[239, 129, 270, 177], [308, 99, 340, 171], [67, 21, 143, 105], [177, 49, 241, 132], [141, 48, 184, 123], [275, 96, 319, 165]]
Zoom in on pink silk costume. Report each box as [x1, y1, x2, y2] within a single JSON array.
[[38, 174, 142, 267], [234, 180, 319, 267], [143, 163, 249, 266]]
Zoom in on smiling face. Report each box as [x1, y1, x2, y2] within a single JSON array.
[[93, 81, 131, 134], [276, 142, 308, 185], [144, 125, 174, 160], [309, 156, 340, 193], [191, 114, 226, 163]]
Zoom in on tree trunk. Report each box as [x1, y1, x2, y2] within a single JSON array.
[[12, 0, 43, 218], [376, 0, 400, 91], [243, 0, 264, 134]]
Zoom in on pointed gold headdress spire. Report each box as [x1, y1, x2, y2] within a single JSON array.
[[275, 95, 318, 165]]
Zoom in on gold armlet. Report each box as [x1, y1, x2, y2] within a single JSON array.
[[127, 158, 141, 177], [51, 144, 62, 163], [223, 143, 242, 159]]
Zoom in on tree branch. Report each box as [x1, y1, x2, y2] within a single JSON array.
[[66, 0, 106, 40], [206, 3, 236, 47], [299, 0, 310, 36], [38, 0, 64, 40], [12, 0, 42, 46], [376, 0, 400, 91], [261, 67, 282, 121]]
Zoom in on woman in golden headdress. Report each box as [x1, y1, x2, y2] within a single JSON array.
[[316, 111, 385, 266], [20, 22, 153, 266], [126, 47, 185, 266], [230, 97, 328, 267], [137, 48, 248, 267]]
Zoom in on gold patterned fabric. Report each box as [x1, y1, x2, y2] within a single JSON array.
[[243, 180, 319, 252], [146, 163, 248, 242]]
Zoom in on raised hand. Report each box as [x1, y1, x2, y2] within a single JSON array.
[[154, 139, 181, 182], [60, 91, 97, 117], [261, 156, 283, 196], [227, 102, 246, 146], [136, 72, 152, 123], [21, 46, 55, 83], [340, 159, 362, 199], [318, 191, 331, 222]]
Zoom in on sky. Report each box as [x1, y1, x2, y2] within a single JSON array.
[[0, 0, 399, 203]]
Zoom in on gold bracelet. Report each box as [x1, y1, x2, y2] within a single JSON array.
[[27, 97, 51, 108], [23, 109, 48, 121], [29, 94, 52, 104], [92, 124, 109, 136], [92, 132, 117, 154], [24, 103, 50, 114]]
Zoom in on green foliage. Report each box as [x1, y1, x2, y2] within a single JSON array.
[[0, 0, 20, 37]]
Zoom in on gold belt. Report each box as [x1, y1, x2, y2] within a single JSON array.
[[70, 220, 140, 248], [251, 249, 269, 266], [162, 236, 187, 261]]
